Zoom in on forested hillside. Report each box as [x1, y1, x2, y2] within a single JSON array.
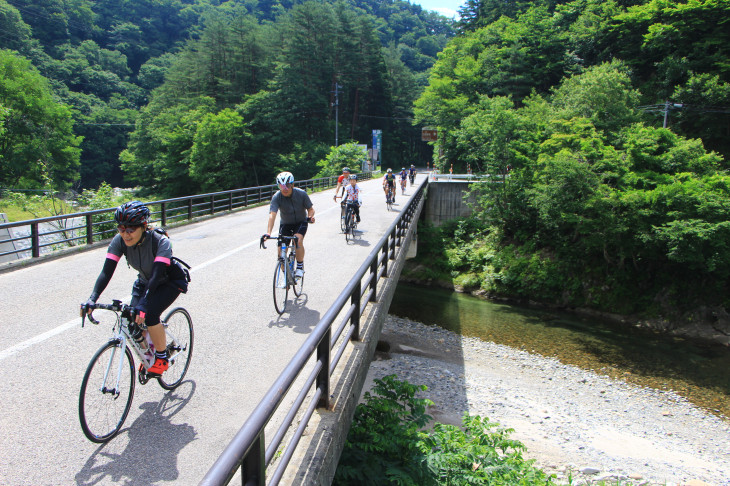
[[413, 0, 730, 322], [0, 0, 453, 193]]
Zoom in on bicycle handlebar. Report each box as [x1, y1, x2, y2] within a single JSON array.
[[80, 300, 134, 327], [260, 234, 299, 250]]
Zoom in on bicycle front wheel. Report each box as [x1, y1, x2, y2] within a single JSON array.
[[340, 206, 347, 233], [344, 208, 352, 242], [273, 259, 289, 314], [158, 307, 194, 390], [290, 253, 303, 297], [79, 340, 135, 443]]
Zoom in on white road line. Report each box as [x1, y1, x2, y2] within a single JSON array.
[[0, 188, 378, 361]]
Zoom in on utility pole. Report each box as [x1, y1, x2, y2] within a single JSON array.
[[333, 82, 342, 146]]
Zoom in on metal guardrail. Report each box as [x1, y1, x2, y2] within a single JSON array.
[[0, 174, 373, 261], [429, 172, 499, 182], [199, 177, 427, 486]]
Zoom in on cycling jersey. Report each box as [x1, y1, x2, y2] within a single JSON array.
[[89, 229, 180, 322], [383, 173, 396, 185], [399, 171, 408, 180], [270, 187, 313, 224], [344, 184, 362, 205]]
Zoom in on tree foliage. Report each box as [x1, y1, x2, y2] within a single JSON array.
[[0, 49, 81, 190]]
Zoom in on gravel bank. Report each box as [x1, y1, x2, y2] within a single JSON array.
[[362, 316, 730, 486]]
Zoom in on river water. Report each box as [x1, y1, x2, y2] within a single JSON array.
[[389, 282, 730, 419]]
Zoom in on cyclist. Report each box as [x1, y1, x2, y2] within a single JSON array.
[[80, 201, 187, 376], [343, 174, 362, 223], [262, 171, 315, 278], [399, 167, 408, 194], [332, 167, 351, 202], [382, 168, 396, 203], [409, 165, 416, 185]]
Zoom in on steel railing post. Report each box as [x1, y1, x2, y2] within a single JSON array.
[[85, 214, 94, 244], [351, 281, 361, 341], [241, 433, 266, 486], [369, 256, 378, 302], [30, 222, 40, 258], [187, 199, 193, 220], [161, 202, 167, 227], [316, 328, 331, 409]]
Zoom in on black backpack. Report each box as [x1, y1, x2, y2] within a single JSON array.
[[122, 227, 191, 291]]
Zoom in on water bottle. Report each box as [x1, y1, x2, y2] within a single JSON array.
[[129, 321, 148, 350]]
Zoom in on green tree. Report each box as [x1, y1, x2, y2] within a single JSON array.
[[315, 143, 368, 177], [189, 108, 252, 191], [0, 49, 81, 189]]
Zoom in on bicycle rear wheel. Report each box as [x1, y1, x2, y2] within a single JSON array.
[[158, 307, 194, 390], [79, 340, 135, 443], [273, 259, 289, 314], [290, 253, 303, 297]]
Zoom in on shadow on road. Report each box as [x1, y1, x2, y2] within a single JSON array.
[[75, 380, 197, 486], [268, 294, 321, 334]]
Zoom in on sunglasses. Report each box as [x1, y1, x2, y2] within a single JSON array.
[[278, 183, 293, 189], [117, 225, 141, 234]]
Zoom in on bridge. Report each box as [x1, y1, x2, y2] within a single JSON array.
[[0, 174, 476, 485]]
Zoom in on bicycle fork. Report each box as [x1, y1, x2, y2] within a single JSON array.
[[102, 336, 128, 399]]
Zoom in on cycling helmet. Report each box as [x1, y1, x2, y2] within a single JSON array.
[[349, 174, 357, 180], [411, 165, 415, 168], [387, 168, 392, 173], [276, 171, 294, 186], [401, 167, 405, 170], [342, 167, 350, 173], [114, 201, 150, 226]]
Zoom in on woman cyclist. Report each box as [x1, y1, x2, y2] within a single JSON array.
[[80, 201, 188, 376], [399, 167, 408, 194]]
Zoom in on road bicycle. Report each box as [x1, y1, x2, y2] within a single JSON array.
[[78, 300, 193, 443], [385, 185, 394, 211], [261, 235, 303, 314], [409, 172, 415, 186], [342, 201, 358, 242]]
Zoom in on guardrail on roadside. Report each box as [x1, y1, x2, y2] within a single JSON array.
[[428, 172, 502, 182], [199, 178, 427, 486], [0, 173, 373, 261]]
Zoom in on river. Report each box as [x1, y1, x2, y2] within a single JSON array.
[[389, 282, 730, 419]]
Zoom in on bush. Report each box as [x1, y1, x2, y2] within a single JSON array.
[[335, 375, 555, 485]]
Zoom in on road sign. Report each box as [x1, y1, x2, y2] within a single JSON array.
[[421, 128, 438, 141]]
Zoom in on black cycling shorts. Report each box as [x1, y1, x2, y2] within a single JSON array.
[[280, 221, 308, 237]]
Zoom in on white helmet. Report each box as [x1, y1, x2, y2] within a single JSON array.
[[276, 171, 294, 186]]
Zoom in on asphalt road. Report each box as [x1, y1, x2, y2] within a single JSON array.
[[0, 174, 425, 485]]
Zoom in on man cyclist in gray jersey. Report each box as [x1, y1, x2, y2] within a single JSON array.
[[262, 171, 316, 277]]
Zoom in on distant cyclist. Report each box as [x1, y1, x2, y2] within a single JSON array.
[[81, 201, 188, 376], [262, 172, 315, 278], [382, 168, 396, 203], [343, 174, 362, 223], [408, 165, 416, 185], [399, 167, 408, 194], [333, 167, 351, 202]]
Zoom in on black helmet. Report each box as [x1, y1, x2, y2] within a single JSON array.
[[349, 174, 357, 180], [114, 201, 150, 226], [342, 167, 350, 173]]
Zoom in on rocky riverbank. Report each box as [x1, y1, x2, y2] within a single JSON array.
[[362, 315, 730, 486]]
